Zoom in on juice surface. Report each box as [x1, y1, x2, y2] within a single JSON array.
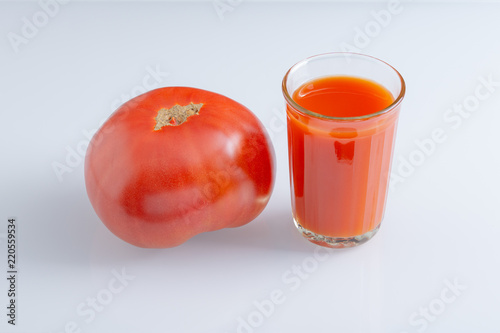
[[288, 76, 397, 238], [292, 75, 394, 118]]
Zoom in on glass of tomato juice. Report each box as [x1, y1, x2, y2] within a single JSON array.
[[282, 53, 405, 248]]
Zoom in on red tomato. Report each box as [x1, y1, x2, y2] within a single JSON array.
[[85, 87, 275, 248]]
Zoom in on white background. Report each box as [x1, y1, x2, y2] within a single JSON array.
[[1, 1, 499, 332]]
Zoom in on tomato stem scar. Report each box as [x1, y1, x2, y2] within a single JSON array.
[[154, 103, 203, 130]]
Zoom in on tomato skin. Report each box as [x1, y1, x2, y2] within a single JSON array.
[[85, 87, 275, 248]]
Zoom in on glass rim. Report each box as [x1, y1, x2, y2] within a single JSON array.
[[282, 52, 406, 121]]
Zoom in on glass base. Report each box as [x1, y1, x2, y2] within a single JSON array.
[[294, 219, 381, 248]]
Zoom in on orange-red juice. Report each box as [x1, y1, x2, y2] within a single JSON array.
[[287, 75, 398, 239]]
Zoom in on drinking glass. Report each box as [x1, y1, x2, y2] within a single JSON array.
[[282, 52, 405, 248]]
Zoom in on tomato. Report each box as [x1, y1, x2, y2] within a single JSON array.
[[84, 87, 275, 248]]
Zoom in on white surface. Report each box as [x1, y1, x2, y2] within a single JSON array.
[[1, 1, 499, 332]]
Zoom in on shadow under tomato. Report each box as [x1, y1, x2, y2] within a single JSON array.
[[188, 209, 323, 254]]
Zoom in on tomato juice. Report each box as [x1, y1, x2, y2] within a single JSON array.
[[286, 75, 400, 243]]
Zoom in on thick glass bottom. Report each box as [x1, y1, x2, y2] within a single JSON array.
[[294, 219, 381, 248]]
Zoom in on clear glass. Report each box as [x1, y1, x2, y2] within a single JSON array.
[[282, 52, 405, 248]]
